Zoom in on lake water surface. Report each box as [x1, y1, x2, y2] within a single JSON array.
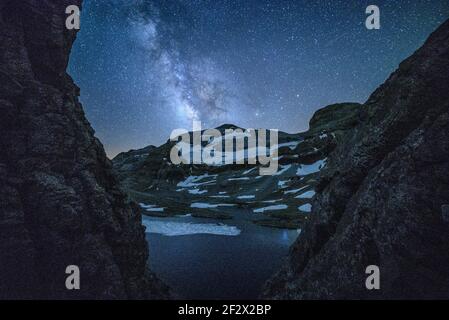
[[144, 210, 299, 299]]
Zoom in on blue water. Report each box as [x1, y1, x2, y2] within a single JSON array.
[[144, 211, 298, 299]]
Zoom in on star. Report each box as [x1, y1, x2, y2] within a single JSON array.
[[68, 0, 449, 158]]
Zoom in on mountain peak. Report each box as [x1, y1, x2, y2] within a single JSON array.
[[214, 123, 241, 131]]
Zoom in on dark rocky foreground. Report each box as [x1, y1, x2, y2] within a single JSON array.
[[0, 0, 169, 299], [263, 19, 449, 299]]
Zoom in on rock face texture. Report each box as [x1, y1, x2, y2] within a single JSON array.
[[263, 19, 449, 299], [0, 0, 168, 299]]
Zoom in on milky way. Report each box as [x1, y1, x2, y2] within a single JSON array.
[[69, 0, 449, 157], [128, 1, 243, 126]]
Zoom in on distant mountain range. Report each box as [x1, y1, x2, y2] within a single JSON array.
[[112, 103, 361, 229]]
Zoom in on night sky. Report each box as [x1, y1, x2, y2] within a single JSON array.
[[68, 0, 449, 158]]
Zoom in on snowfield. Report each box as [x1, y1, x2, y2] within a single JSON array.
[[191, 202, 237, 209], [254, 204, 288, 213], [188, 189, 208, 195], [274, 141, 301, 150], [228, 177, 250, 181], [177, 174, 217, 188], [298, 204, 312, 212], [139, 203, 165, 212], [296, 159, 327, 176], [284, 185, 309, 195], [142, 220, 241, 236], [295, 190, 316, 199], [237, 195, 256, 199]]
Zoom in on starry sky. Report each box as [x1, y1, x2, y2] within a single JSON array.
[[68, 0, 449, 158]]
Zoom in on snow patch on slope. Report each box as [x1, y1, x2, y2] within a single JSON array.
[[143, 220, 241, 236], [191, 202, 237, 209], [298, 204, 312, 212], [296, 159, 327, 176], [295, 190, 316, 199], [254, 204, 288, 213], [177, 174, 217, 188], [139, 203, 165, 212]]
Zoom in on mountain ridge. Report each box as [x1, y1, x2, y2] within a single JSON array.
[[113, 102, 362, 229], [113, 101, 362, 163]]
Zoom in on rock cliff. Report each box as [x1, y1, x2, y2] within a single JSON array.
[[263, 19, 449, 299], [0, 0, 168, 299]]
